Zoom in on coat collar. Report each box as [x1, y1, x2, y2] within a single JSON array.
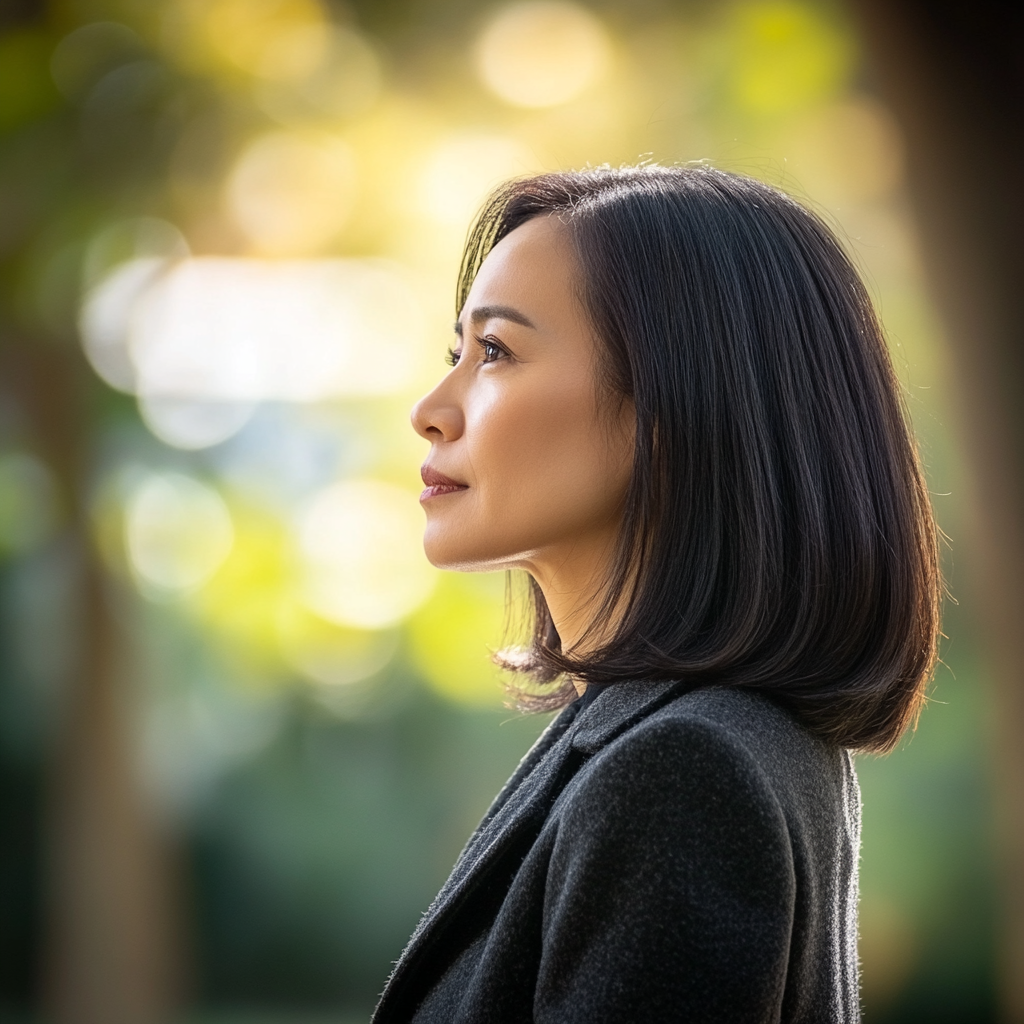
[[429, 677, 685, 908], [570, 677, 685, 753], [372, 678, 687, 1022]]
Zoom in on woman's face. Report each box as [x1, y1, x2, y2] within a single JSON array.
[[411, 214, 634, 604]]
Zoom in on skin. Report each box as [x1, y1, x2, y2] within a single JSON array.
[[411, 214, 635, 663]]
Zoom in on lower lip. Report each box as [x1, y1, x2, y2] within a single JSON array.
[[420, 484, 468, 502]]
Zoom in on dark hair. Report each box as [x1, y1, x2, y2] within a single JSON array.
[[459, 164, 940, 754]]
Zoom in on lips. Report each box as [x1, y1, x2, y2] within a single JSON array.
[[420, 464, 469, 502]]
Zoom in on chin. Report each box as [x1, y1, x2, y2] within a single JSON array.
[[423, 545, 499, 573], [422, 524, 521, 574], [422, 524, 474, 571]]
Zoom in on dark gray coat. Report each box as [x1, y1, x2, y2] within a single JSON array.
[[372, 681, 862, 1023]]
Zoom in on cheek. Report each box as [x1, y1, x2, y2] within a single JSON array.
[[467, 372, 629, 533]]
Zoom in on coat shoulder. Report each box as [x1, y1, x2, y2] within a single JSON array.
[[570, 685, 859, 840], [653, 687, 840, 771]]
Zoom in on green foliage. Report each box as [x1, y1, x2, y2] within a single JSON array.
[[0, 29, 61, 133], [0, 0, 997, 1020]]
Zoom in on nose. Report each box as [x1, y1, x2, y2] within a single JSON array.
[[411, 374, 464, 443]]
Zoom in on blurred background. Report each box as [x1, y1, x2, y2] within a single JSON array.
[[0, 0, 1006, 1021]]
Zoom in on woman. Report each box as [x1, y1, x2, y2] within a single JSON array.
[[375, 165, 939, 1023]]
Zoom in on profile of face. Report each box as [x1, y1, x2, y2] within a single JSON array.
[[411, 215, 635, 634]]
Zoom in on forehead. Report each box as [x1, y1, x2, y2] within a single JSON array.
[[463, 214, 575, 309]]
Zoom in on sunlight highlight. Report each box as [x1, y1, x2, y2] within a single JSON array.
[[297, 479, 437, 630], [475, 1, 611, 108], [79, 256, 426, 443], [125, 472, 234, 593], [420, 133, 538, 225], [226, 131, 357, 255]]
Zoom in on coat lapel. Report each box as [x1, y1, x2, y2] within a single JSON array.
[[372, 678, 688, 1022]]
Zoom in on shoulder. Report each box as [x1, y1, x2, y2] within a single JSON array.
[[650, 686, 843, 779], [563, 685, 857, 840], [566, 689, 786, 822], [579, 684, 835, 775], [546, 688, 803, 920], [610, 685, 845, 774], [535, 686, 860, 1022]]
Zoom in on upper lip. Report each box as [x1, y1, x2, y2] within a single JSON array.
[[420, 464, 468, 488]]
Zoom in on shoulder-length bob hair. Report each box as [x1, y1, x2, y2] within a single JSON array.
[[460, 164, 940, 754]]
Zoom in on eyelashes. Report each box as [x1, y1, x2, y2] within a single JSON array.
[[480, 338, 504, 362], [444, 337, 508, 367]]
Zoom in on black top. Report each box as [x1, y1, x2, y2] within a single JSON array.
[[372, 680, 862, 1023]]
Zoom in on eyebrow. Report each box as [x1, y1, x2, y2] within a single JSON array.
[[453, 304, 537, 336]]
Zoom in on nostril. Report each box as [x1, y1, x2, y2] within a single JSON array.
[[411, 384, 463, 443]]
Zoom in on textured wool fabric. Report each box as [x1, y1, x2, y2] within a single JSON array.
[[372, 681, 862, 1023]]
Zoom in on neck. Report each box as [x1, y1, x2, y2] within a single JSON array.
[[526, 527, 623, 664]]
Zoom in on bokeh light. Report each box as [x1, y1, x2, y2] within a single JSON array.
[[782, 95, 904, 201], [49, 21, 146, 102], [226, 130, 357, 255], [0, 0, 994, 1018], [190, 502, 293, 667], [79, 256, 167, 393], [420, 133, 539, 226], [251, 20, 332, 83], [277, 605, 400, 687], [81, 256, 426, 431], [125, 471, 234, 593], [297, 478, 437, 630], [724, 1, 853, 114], [163, 0, 328, 79], [82, 217, 191, 290], [138, 396, 257, 450], [407, 572, 508, 705], [255, 25, 383, 123], [475, 2, 611, 108]]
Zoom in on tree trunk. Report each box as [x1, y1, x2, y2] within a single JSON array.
[[0, 345, 181, 1024], [847, 1, 1024, 1018]]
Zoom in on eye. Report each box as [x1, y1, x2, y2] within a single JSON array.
[[445, 346, 461, 367], [479, 337, 505, 363]]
